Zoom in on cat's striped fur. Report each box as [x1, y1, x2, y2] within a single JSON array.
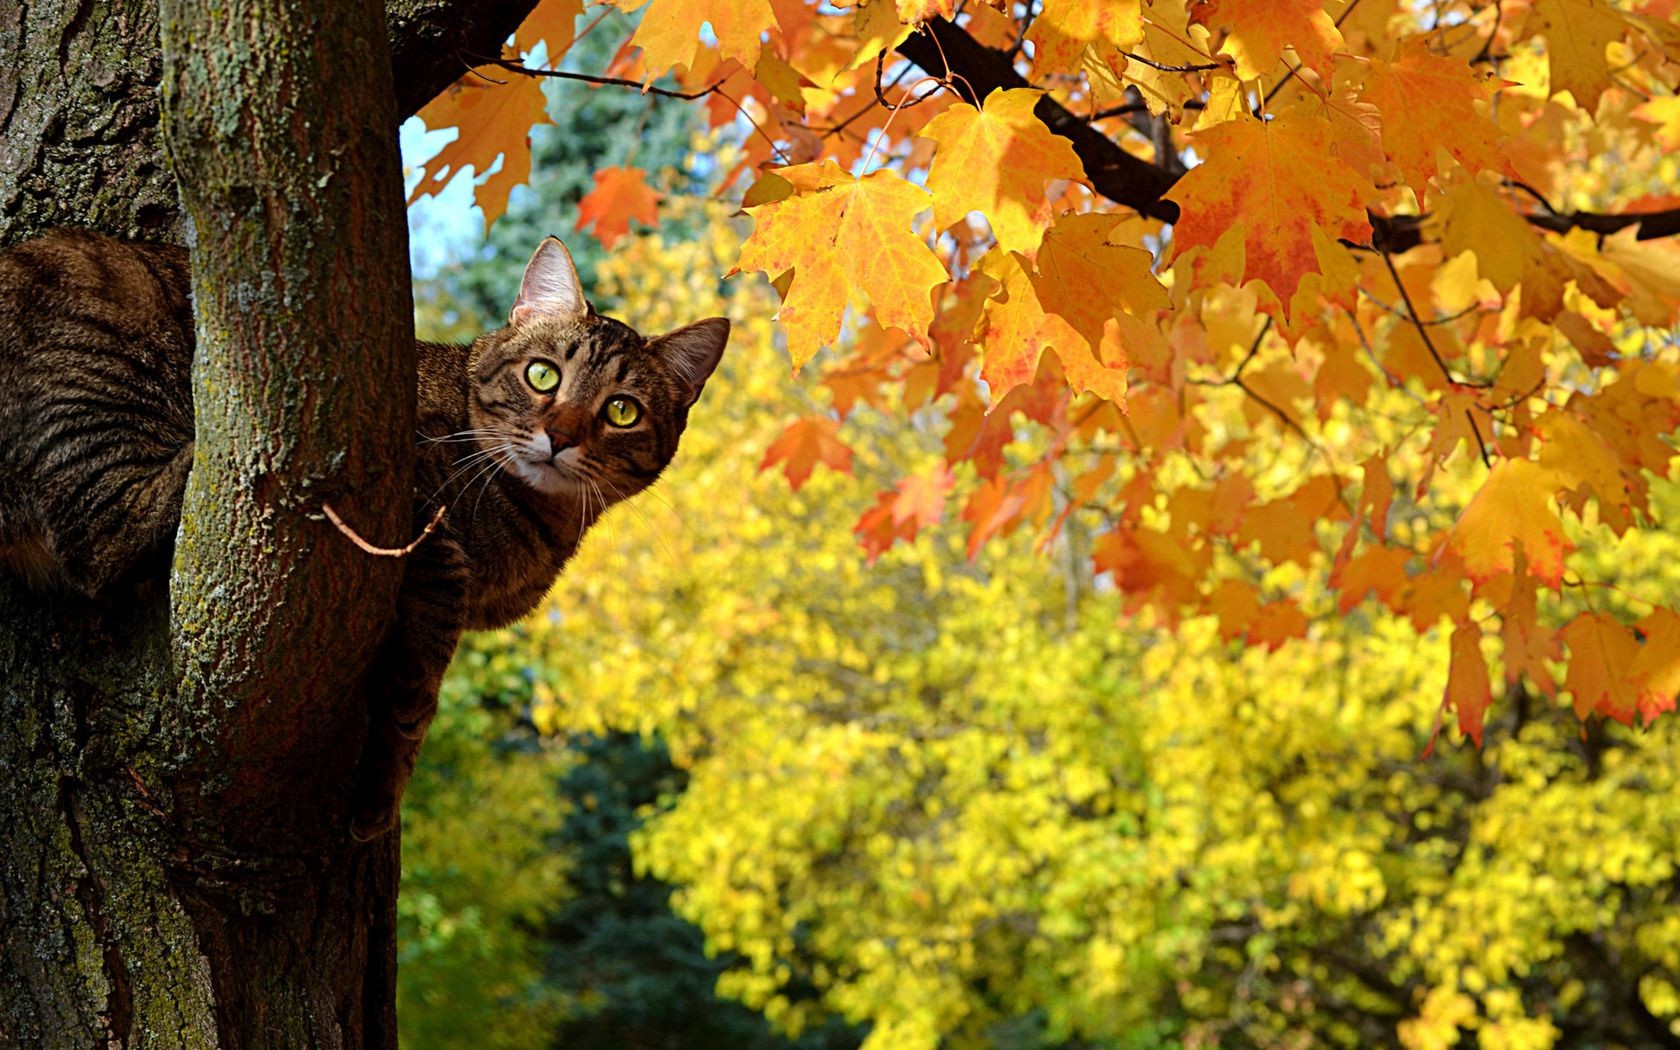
[[0, 228, 729, 836]]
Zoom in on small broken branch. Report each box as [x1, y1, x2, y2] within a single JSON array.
[[323, 502, 447, 558]]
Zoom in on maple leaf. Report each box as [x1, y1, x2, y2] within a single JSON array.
[[760, 417, 854, 490], [1361, 40, 1509, 192], [1523, 0, 1631, 111], [411, 69, 553, 233], [961, 476, 1028, 559], [895, 0, 957, 24], [1475, 553, 1562, 698], [853, 490, 915, 563], [735, 161, 947, 370], [1250, 599, 1310, 651], [1444, 460, 1572, 588], [1026, 0, 1145, 76], [970, 248, 1082, 401], [1561, 611, 1642, 721], [1030, 213, 1170, 346], [1535, 408, 1638, 533], [514, 0, 584, 63], [919, 89, 1089, 257], [892, 466, 955, 529], [575, 166, 662, 249], [1330, 544, 1411, 613], [1443, 623, 1493, 746], [609, 0, 778, 77], [1168, 112, 1373, 313], [1334, 454, 1394, 566], [1207, 579, 1262, 642], [1630, 608, 1680, 719], [1188, 0, 1345, 81]]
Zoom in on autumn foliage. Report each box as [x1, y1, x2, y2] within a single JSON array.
[[409, 0, 1680, 745]]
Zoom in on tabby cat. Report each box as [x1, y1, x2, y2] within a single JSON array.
[[0, 228, 729, 836]]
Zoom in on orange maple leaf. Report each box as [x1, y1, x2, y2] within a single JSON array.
[[892, 466, 954, 529], [760, 417, 854, 490], [1630, 608, 1680, 720], [1443, 460, 1572, 587], [1443, 623, 1493, 746], [1562, 611, 1642, 722], [1361, 39, 1510, 192], [735, 161, 947, 370], [1168, 112, 1373, 313], [1250, 599, 1309, 651], [919, 88, 1089, 256], [609, 0, 778, 77], [854, 490, 914, 563], [575, 166, 662, 249], [1030, 213, 1169, 347], [961, 475, 1028, 559], [515, 0, 584, 64], [411, 69, 553, 233], [971, 248, 1083, 401], [1188, 0, 1344, 81], [1207, 578, 1262, 643]]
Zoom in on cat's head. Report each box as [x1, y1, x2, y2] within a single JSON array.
[[466, 237, 728, 500]]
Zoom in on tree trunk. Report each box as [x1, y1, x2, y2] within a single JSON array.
[[0, 0, 537, 1045]]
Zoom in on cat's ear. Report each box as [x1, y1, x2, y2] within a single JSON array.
[[510, 237, 588, 325], [651, 317, 729, 405]]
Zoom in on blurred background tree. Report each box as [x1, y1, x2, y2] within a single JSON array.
[[396, 17, 1680, 1049]]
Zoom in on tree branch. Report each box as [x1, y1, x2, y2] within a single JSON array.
[[893, 17, 1680, 246], [159, 0, 415, 821], [385, 0, 542, 118]]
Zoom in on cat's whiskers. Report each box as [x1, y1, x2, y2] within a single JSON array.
[[418, 427, 503, 446], [463, 447, 514, 529], [423, 442, 511, 509]]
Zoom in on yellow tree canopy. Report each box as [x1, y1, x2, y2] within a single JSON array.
[[409, 0, 1680, 743]]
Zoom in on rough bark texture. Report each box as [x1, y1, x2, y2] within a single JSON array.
[[0, 0, 534, 1045], [0, 0, 537, 245]]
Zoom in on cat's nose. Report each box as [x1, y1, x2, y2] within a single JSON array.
[[546, 428, 582, 455]]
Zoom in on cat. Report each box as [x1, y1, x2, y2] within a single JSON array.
[[0, 228, 729, 837]]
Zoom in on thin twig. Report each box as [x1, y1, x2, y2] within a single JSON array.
[[1121, 50, 1226, 73], [1377, 251, 1492, 389], [480, 55, 727, 100], [323, 503, 447, 558]]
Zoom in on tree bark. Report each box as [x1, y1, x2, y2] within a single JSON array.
[[0, 0, 536, 1045]]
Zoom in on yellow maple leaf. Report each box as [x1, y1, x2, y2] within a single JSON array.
[[1168, 111, 1373, 313], [735, 161, 947, 370], [411, 69, 553, 234], [1523, 0, 1630, 111], [1026, 0, 1144, 76], [1188, 0, 1344, 82], [1443, 459, 1572, 587], [610, 0, 777, 78], [919, 89, 1089, 257]]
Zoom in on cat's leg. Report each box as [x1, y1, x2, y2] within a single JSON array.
[[38, 438, 195, 595], [349, 534, 470, 840]]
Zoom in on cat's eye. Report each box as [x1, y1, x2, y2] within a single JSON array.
[[525, 360, 560, 393], [604, 396, 642, 428]]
